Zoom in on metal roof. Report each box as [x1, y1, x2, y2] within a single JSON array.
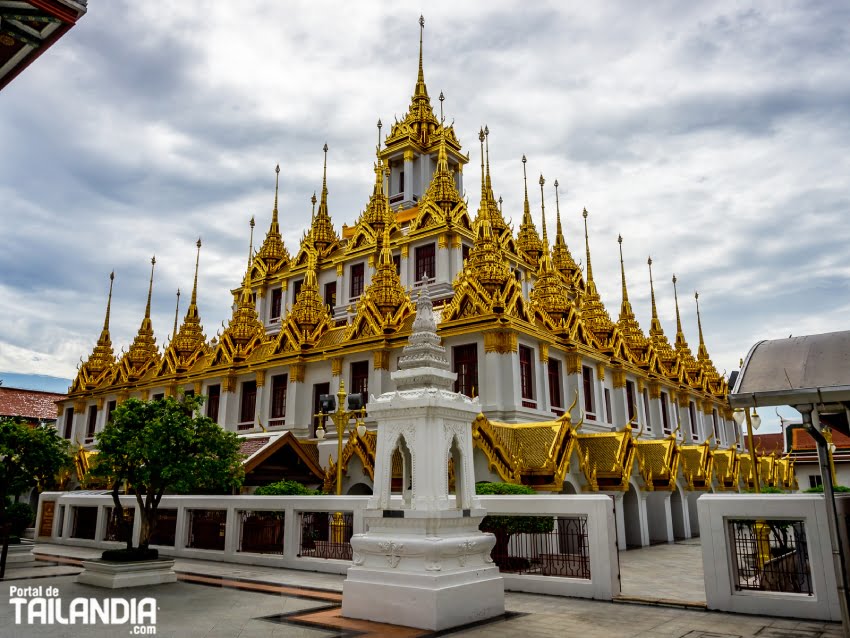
[[730, 330, 850, 409]]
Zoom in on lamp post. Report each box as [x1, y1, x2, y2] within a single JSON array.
[[733, 407, 762, 492], [824, 427, 838, 487], [315, 379, 366, 543]]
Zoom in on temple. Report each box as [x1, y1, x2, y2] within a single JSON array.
[[57, 17, 791, 549]]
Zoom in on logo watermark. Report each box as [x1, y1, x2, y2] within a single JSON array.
[[9, 585, 157, 634]]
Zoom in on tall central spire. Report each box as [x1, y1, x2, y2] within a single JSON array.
[[672, 274, 686, 347], [257, 164, 289, 266], [102, 271, 115, 337], [124, 256, 159, 371], [144, 256, 155, 319], [551, 180, 580, 280], [517, 155, 542, 261], [415, 14, 427, 98], [311, 144, 339, 252], [583, 208, 594, 285], [648, 256, 662, 335]]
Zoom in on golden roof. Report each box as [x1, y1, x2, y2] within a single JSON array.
[[634, 434, 679, 491], [646, 256, 678, 376], [470, 404, 577, 491], [273, 248, 333, 354], [679, 440, 714, 490], [575, 424, 636, 491], [713, 447, 740, 491]]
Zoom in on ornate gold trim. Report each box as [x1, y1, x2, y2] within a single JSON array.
[[331, 357, 343, 377], [256, 369, 266, 388], [539, 344, 549, 363], [374, 350, 390, 370], [289, 362, 305, 383], [483, 330, 517, 354]]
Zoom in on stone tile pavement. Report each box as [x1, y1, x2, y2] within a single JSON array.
[[0, 542, 843, 638], [618, 538, 707, 606]]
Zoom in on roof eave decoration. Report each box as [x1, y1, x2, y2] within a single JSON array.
[[272, 247, 333, 354], [679, 439, 715, 491]]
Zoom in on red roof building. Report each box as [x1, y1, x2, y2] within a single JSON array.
[[0, 386, 66, 425]]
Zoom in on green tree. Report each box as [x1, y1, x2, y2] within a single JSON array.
[[475, 482, 554, 571], [91, 395, 244, 558], [0, 419, 71, 576]]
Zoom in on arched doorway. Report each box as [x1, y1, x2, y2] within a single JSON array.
[[623, 483, 643, 548], [670, 486, 687, 540]]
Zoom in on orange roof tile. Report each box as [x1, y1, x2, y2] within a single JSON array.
[[0, 387, 66, 421], [792, 427, 850, 451]]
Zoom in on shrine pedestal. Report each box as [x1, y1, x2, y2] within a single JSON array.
[[343, 509, 503, 630]]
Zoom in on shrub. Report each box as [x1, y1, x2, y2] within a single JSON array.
[[7, 502, 34, 537], [803, 484, 850, 494], [475, 482, 553, 571], [255, 480, 322, 496]]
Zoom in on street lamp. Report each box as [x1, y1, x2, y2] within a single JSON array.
[[733, 407, 761, 493], [315, 380, 367, 496], [315, 380, 366, 543]]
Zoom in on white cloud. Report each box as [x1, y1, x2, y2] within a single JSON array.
[[1, 1, 848, 398]]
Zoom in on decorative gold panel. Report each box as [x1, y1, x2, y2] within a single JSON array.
[[255, 369, 266, 388], [336, 264, 343, 277], [648, 381, 661, 400], [401, 245, 409, 258], [374, 350, 390, 370], [539, 344, 549, 363], [403, 150, 414, 162], [140, 389, 149, 401], [483, 330, 517, 354], [438, 234, 448, 249], [289, 363, 305, 383], [222, 374, 236, 393], [565, 351, 581, 375], [612, 368, 626, 389], [637, 378, 645, 393], [193, 381, 202, 396], [596, 364, 606, 382], [331, 357, 343, 377], [96, 398, 104, 411], [74, 400, 86, 413]]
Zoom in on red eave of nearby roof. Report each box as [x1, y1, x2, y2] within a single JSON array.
[[238, 436, 271, 459], [745, 432, 785, 455], [0, 386, 67, 420], [793, 427, 850, 452]]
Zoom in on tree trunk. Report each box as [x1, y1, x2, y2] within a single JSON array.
[[138, 505, 159, 551], [0, 498, 9, 579], [110, 482, 132, 551]]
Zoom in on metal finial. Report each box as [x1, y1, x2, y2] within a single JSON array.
[[522, 154, 527, 164], [647, 256, 652, 266], [539, 173, 544, 187], [479, 127, 485, 143], [618, 234, 622, 244], [419, 14, 424, 28], [311, 192, 317, 206], [323, 142, 328, 154], [583, 207, 588, 219], [275, 164, 280, 175], [554, 179, 559, 188]]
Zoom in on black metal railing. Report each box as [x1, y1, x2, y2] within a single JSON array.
[[150, 509, 178, 547], [238, 511, 284, 554], [104, 506, 135, 542], [297, 511, 353, 560], [71, 506, 98, 540], [729, 519, 812, 594], [481, 515, 590, 578], [187, 509, 227, 551]]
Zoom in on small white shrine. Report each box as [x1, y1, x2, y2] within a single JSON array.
[[342, 287, 505, 630]]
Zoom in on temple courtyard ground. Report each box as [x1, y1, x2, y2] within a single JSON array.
[[0, 542, 842, 638]]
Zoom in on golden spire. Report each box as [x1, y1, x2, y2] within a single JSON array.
[[695, 291, 710, 362], [125, 257, 159, 369], [616, 237, 647, 355], [672, 274, 686, 349], [257, 164, 289, 265], [422, 124, 461, 209], [220, 219, 264, 354], [484, 125, 493, 196], [530, 174, 577, 324], [171, 238, 206, 360], [648, 256, 662, 336], [416, 15, 427, 98], [579, 208, 614, 340], [517, 155, 542, 261], [551, 180, 580, 279], [172, 288, 180, 340], [311, 144, 339, 252], [539, 174, 548, 249], [369, 222, 408, 317], [583, 208, 594, 285], [73, 271, 117, 390], [289, 246, 331, 338]]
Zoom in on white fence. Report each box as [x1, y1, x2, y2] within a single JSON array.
[[698, 494, 842, 621], [36, 492, 619, 601]]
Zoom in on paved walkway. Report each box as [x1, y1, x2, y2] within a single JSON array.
[[0, 543, 842, 638], [619, 538, 707, 606]]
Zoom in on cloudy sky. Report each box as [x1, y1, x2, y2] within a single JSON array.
[[2, 1, 849, 430]]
